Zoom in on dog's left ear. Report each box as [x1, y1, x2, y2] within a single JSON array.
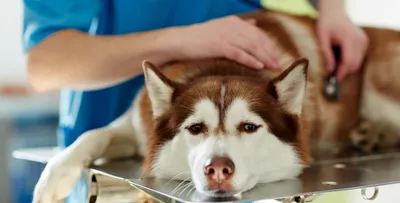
[[268, 58, 309, 116], [143, 61, 176, 118]]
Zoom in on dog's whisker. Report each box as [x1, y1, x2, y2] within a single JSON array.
[[171, 184, 187, 196], [170, 177, 192, 195], [179, 181, 194, 196], [186, 185, 197, 198], [171, 184, 185, 196], [165, 171, 190, 186], [177, 181, 192, 193]]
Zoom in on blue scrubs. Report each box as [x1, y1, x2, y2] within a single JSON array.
[[23, 0, 262, 201]]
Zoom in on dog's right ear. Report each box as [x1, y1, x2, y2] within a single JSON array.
[[267, 58, 309, 116], [143, 61, 176, 118]]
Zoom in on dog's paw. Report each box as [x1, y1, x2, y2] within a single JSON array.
[[33, 156, 83, 203], [350, 120, 378, 152], [350, 120, 399, 153]]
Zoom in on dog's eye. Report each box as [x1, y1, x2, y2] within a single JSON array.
[[187, 123, 205, 135], [357, 128, 368, 135], [240, 123, 261, 133], [244, 124, 259, 132]]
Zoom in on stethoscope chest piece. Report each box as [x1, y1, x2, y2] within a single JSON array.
[[323, 75, 340, 101], [323, 46, 341, 101]]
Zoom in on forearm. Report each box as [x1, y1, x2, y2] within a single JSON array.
[[27, 28, 178, 92], [318, 0, 346, 15]]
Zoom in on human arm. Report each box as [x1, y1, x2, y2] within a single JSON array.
[[27, 28, 179, 92], [24, 1, 279, 92], [317, 0, 369, 81], [28, 17, 279, 92]]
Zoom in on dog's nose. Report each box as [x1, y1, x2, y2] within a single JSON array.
[[204, 156, 235, 181]]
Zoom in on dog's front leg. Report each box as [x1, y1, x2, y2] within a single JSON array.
[[33, 112, 137, 203]]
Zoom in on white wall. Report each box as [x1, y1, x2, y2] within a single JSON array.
[[0, 0, 59, 116], [0, 0, 26, 83], [346, 0, 400, 30], [0, 1, 26, 202]]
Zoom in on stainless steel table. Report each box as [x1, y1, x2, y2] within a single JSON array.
[[13, 147, 400, 202]]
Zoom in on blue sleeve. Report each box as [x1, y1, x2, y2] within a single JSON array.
[[22, 0, 101, 52]]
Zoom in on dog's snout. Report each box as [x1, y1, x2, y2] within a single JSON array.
[[204, 156, 235, 181]]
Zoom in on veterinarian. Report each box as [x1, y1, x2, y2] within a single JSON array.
[[23, 0, 368, 202]]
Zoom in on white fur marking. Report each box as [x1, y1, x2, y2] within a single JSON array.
[[362, 88, 400, 132], [181, 99, 220, 130], [220, 84, 226, 110], [132, 95, 148, 156], [224, 99, 265, 132]]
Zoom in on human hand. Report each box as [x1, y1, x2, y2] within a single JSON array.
[[170, 16, 280, 70], [317, 7, 369, 81]]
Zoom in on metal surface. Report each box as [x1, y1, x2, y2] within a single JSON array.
[[361, 187, 379, 201], [13, 147, 400, 202], [127, 149, 400, 202], [12, 146, 61, 163], [89, 172, 149, 203]]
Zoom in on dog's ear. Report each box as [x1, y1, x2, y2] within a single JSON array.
[[143, 61, 176, 118], [268, 58, 308, 116]]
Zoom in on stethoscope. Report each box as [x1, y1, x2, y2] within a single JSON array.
[[323, 46, 341, 101]]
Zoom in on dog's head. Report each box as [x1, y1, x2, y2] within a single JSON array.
[[142, 58, 309, 197]]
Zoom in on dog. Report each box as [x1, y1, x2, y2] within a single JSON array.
[[32, 10, 400, 202]]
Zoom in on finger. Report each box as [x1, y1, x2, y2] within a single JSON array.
[[228, 35, 279, 69], [336, 64, 348, 82], [349, 36, 369, 74], [245, 18, 257, 25], [347, 50, 364, 74], [250, 24, 280, 67], [243, 19, 280, 66], [317, 29, 335, 73], [231, 23, 280, 69], [256, 34, 280, 68], [222, 45, 264, 70], [337, 40, 356, 81]]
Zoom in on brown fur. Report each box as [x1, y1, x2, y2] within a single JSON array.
[[363, 28, 400, 101], [136, 10, 400, 173]]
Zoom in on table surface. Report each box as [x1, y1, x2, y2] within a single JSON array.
[[13, 147, 400, 203]]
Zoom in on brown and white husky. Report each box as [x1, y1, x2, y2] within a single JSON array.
[[33, 10, 400, 202]]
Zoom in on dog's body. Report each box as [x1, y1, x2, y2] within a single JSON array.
[[33, 10, 400, 202]]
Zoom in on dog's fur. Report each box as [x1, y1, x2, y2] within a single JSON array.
[[33, 10, 400, 202]]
